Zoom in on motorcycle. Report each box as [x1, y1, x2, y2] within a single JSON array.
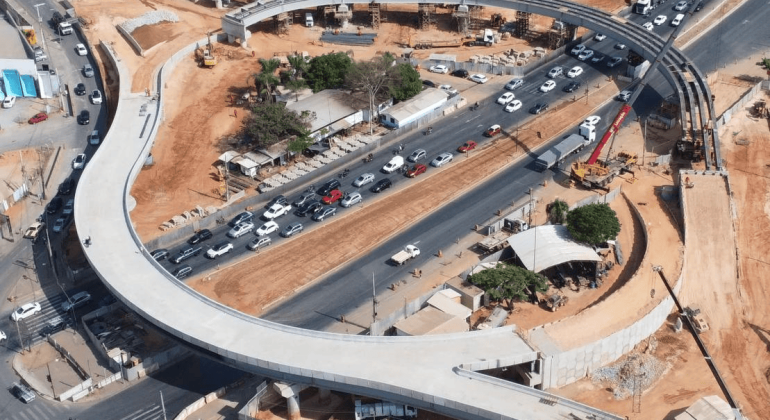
[[363, 153, 374, 163]]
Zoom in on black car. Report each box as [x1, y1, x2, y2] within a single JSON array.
[[295, 200, 323, 217], [694, 1, 704, 11], [317, 179, 341, 196], [529, 103, 549, 115], [77, 110, 90, 125], [74, 83, 86, 96], [174, 264, 193, 279], [46, 197, 63, 214], [229, 211, 253, 227], [39, 316, 68, 337], [170, 245, 202, 264], [265, 195, 288, 208], [188, 229, 213, 245], [370, 178, 392, 193], [58, 178, 76, 195], [563, 81, 581, 93], [293, 191, 315, 207], [150, 249, 170, 261], [422, 80, 436, 88], [452, 69, 469, 78]]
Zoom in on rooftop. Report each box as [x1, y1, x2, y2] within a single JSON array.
[[285, 89, 359, 133], [506, 225, 601, 272]]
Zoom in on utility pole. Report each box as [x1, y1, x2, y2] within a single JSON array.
[[371, 274, 377, 324], [14, 314, 25, 354]]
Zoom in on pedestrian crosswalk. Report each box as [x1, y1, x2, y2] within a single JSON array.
[[15, 294, 72, 346], [5, 401, 68, 420], [117, 403, 164, 420]]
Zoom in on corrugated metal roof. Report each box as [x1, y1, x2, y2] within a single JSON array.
[[506, 225, 601, 272], [427, 292, 471, 320], [385, 89, 449, 123]]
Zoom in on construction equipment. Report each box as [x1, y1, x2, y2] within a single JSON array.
[[201, 32, 217, 68], [684, 306, 709, 333], [410, 38, 463, 49], [490, 13, 506, 27], [754, 99, 768, 118], [570, 2, 696, 190], [545, 293, 569, 311], [464, 28, 495, 46], [477, 218, 528, 253]]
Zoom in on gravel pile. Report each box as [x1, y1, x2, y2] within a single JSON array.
[[120, 10, 179, 34], [590, 353, 667, 400]]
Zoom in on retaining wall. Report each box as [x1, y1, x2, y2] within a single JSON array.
[[715, 80, 767, 129], [116, 24, 145, 57]]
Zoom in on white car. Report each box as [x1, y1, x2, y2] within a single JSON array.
[[429, 65, 448, 74], [583, 115, 601, 126], [671, 14, 684, 26], [227, 221, 254, 238], [439, 84, 458, 95], [504, 100, 523, 113], [547, 67, 563, 78], [615, 43, 626, 50], [353, 173, 375, 187], [540, 80, 557, 92], [674, 0, 688, 11], [469, 74, 488, 84], [654, 15, 667, 25], [206, 242, 234, 259], [75, 43, 87, 56], [505, 79, 523, 90], [72, 153, 86, 170], [642, 22, 654, 31], [577, 49, 594, 61], [431, 152, 453, 168], [90, 89, 102, 105], [255, 221, 279, 236], [567, 66, 583, 78], [2, 96, 15, 108], [62, 292, 91, 311], [496, 92, 515, 105], [11, 302, 41, 321], [594, 33, 607, 41], [0, 330, 5, 342], [263, 203, 291, 219], [570, 44, 586, 55], [382, 156, 404, 173], [341, 192, 362, 208]]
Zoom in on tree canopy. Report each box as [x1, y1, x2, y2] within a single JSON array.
[[467, 263, 548, 310], [566, 203, 621, 244], [242, 103, 309, 149], [548, 199, 569, 224], [389, 62, 422, 102], [305, 52, 353, 92], [345, 53, 398, 134]]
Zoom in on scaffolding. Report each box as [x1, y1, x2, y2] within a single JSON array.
[[514, 11, 530, 38], [418, 3, 435, 30], [369, 3, 381, 29], [273, 12, 293, 35], [547, 20, 567, 50]]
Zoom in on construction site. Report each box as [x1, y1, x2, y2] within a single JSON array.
[[57, 0, 770, 418]]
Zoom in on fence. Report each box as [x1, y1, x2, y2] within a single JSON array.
[[569, 185, 621, 210], [47, 335, 93, 401], [238, 380, 269, 420], [173, 386, 226, 420], [0, 182, 29, 213], [715, 80, 766, 129], [123, 344, 191, 381]]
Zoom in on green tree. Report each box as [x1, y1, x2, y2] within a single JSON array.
[[286, 128, 314, 158], [285, 79, 308, 102], [468, 263, 548, 310], [566, 203, 621, 245], [287, 54, 308, 80], [389, 62, 422, 102], [345, 53, 397, 134], [548, 199, 569, 224], [305, 52, 353, 92], [248, 58, 280, 103], [243, 103, 309, 148]]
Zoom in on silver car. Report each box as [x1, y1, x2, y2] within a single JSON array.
[[312, 206, 336, 222], [83, 64, 94, 78], [227, 221, 254, 238], [431, 153, 453, 168], [341, 192, 362, 208], [408, 149, 427, 162], [353, 173, 375, 187]]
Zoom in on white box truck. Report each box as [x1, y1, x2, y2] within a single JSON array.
[[305, 13, 314, 27], [59, 21, 73, 35]]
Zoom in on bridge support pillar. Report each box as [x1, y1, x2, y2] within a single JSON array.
[[273, 382, 305, 420], [215, 0, 223, 9], [318, 387, 331, 405]]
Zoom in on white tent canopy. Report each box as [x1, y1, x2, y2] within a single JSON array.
[[506, 225, 601, 273]]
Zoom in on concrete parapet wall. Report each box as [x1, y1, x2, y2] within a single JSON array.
[[116, 24, 145, 57], [174, 386, 226, 420], [715, 80, 763, 129]]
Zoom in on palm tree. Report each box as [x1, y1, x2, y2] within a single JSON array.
[[250, 58, 280, 103], [286, 55, 307, 80], [285, 79, 307, 102]]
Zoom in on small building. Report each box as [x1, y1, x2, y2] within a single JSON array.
[[379, 89, 449, 128], [426, 289, 472, 321], [285, 89, 363, 141], [393, 306, 468, 336], [445, 277, 485, 312], [231, 155, 258, 177]]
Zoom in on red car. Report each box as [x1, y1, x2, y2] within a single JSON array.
[[322, 189, 343, 204], [406, 164, 427, 178], [484, 124, 501, 137], [458, 141, 477, 153], [28, 112, 48, 124]]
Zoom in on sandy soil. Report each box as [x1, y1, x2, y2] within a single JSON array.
[[0, 148, 40, 198]]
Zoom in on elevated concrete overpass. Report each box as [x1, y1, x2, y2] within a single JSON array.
[[75, 1, 719, 419]]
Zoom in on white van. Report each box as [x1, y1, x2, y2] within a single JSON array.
[[2, 96, 16, 109], [671, 14, 684, 26], [305, 12, 314, 27]]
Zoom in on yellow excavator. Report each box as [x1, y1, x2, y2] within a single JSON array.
[[201, 32, 217, 68]]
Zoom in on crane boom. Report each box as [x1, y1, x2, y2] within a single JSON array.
[[573, 2, 697, 184]]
